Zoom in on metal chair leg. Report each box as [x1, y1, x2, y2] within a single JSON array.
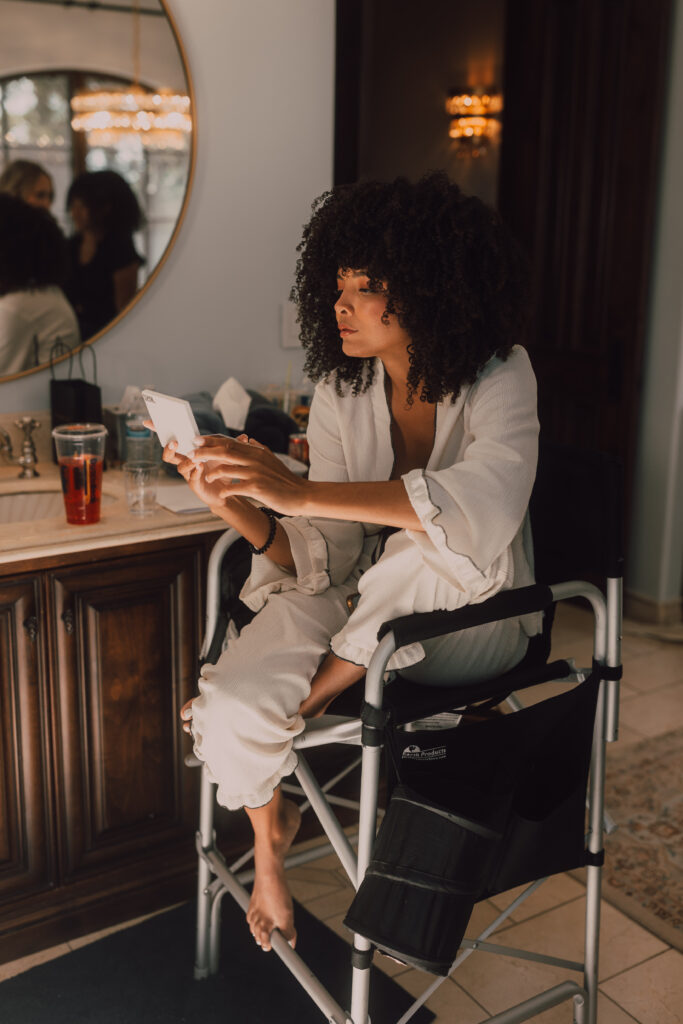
[[349, 637, 390, 1024], [194, 765, 218, 980], [350, 740, 382, 1024], [583, 679, 607, 1024]]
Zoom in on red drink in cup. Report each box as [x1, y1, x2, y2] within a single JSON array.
[[52, 424, 107, 525], [58, 454, 104, 524]]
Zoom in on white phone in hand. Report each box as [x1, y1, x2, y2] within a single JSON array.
[[141, 389, 200, 457]]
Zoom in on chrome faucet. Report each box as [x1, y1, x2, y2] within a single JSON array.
[[0, 417, 41, 478]]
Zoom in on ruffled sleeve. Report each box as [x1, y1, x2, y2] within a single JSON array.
[[240, 380, 365, 611], [402, 347, 539, 600]]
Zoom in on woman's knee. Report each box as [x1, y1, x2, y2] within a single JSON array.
[[194, 663, 303, 749]]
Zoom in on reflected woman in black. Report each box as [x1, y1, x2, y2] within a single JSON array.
[[64, 170, 144, 340]]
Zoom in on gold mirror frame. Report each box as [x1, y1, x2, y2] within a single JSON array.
[[0, 0, 196, 385]]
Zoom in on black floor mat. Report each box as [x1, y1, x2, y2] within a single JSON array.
[[0, 899, 435, 1023]]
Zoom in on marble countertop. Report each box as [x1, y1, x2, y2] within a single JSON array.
[[0, 462, 224, 565]]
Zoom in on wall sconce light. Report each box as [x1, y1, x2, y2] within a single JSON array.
[[445, 88, 503, 155]]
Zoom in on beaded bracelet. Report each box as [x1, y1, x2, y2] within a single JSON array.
[[248, 507, 278, 555]]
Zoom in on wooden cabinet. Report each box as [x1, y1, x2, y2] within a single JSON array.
[[0, 531, 223, 962], [0, 576, 54, 905]]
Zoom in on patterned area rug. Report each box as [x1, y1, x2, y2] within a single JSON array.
[[601, 727, 683, 951]]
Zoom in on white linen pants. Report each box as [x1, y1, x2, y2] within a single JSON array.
[[190, 567, 528, 812]]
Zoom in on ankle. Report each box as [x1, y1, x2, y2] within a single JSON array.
[[253, 798, 299, 850]]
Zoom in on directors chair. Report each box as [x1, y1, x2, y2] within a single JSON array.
[[186, 440, 623, 1024]]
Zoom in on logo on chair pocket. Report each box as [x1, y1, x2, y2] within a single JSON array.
[[401, 744, 447, 761]]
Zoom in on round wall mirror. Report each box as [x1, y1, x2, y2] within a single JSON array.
[[0, 0, 194, 382]]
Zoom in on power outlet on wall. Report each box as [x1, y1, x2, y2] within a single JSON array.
[[280, 301, 302, 349]]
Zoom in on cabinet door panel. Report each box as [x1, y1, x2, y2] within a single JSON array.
[[0, 577, 54, 901], [88, 590, 176, 835], [50, 549, 201, 879]]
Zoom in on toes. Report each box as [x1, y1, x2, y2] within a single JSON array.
[[255, 921, 271, 951], [248, 913, 270, 950], [248, 918, 294, 953]]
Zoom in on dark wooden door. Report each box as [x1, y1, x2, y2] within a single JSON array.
[[497, 0, 673, 527], [0, 576, 55, 905], [48, 547, 202, 882]]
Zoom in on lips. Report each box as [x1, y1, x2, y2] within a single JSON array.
[[338, 324, 357, 336]]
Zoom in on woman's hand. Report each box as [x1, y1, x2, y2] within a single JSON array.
[[191, 434, 310, 516], [144, 418, 229, 511], [169, 443, 230, 509], [143, 417, 228, 509]]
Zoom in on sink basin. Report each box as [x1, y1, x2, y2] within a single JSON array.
[[0, 489, 116, 524]]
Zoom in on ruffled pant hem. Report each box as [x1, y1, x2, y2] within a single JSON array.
[[199, 747, 301, 812]]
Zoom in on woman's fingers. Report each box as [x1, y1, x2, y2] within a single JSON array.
[[191, 434, 235, 453], [162, 439, 180, 464], [180, 697, 194, 735], [192, 435, 270, 465], [205, 467, 244, 484], [193, 432, 262, 447], [161, 440, 194, 479]]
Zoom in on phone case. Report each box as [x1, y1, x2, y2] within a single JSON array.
[[141, 389, 200, 457]]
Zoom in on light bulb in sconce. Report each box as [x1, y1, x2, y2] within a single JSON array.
[[446, 88, 503, 156]]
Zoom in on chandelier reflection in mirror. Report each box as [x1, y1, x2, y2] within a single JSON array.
[[71, 88, 191, 151], [70, 0, 191, 151], [445, 89, 503, 158]]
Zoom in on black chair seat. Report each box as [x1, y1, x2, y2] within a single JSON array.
[[327, 628, 572, 728], [384, 656, 573, 727]]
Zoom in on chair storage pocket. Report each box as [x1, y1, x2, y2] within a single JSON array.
[[343, 783, 503, 975]]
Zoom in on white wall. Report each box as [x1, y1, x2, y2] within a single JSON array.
[[1, 0, 335, 412], [627, 0, 683, 611]]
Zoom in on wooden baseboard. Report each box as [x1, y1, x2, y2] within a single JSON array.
[[624, 590, 683, 625]]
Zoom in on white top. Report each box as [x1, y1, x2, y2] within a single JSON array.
[[242, 345, 541, 665], [0, 287, 81, 375]]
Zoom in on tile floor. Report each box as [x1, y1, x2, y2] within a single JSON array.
[[1, 604, 681, 1023]]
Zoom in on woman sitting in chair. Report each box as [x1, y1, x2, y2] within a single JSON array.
[[163, 172, 540, 953]]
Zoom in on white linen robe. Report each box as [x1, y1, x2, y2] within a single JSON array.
[[190, 345, 541, 809]]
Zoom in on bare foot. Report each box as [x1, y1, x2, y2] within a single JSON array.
[[246, 797, 301, 951]]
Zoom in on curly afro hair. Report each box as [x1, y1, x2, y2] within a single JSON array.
[[66, 170, 143, 236], [292, 171, 530, 404]]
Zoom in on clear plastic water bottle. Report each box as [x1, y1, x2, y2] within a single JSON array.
[[124, 387, 160, 464]]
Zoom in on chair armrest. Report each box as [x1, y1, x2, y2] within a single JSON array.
[[200, 527, 243, 662], [377, 583, 555, 648]]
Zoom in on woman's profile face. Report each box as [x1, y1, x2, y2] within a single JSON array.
[[68, 196, 91, 232], [335, 269, 411, 362], [22, 173, 54, 210]]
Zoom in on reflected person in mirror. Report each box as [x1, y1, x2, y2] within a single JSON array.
[[0, 194, 80, 375], [63, 169, 144, 341], [159, 172, 540, 952], [0, 158, 54, 210]]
